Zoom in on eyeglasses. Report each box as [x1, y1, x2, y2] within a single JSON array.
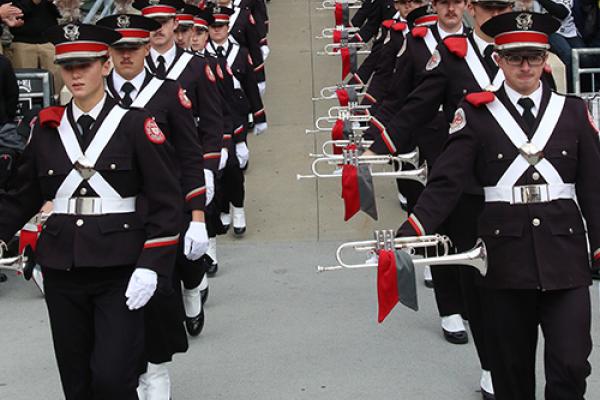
[[501, 53, 546, 67]]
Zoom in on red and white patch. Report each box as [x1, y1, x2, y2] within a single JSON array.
[[144, 118, 166, 144], [216, 63, 224, 80], [247, 54, 253, 65], [425, 49, 441, 71], [249, 14, 255, 25], [449, 107, 466, 134], [205, 64, 216, 83], [226, 64, 234, 76], [178, 87, 192, 109], [587, 107, 599, 133]]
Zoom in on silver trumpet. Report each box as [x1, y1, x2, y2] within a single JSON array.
[[317, 145, 419, 168], [305, 111, 371, 134], [316, 0, 362, 10], [320, 139, 374, 157], [328, 104, 371, 118], [312, 84, 366, 101], [315, 230, 488, 276], [296, 155, 427, 183], [317, 42, 371, 56], [0, 241, 35, 275], [316, 26, 360, 40]]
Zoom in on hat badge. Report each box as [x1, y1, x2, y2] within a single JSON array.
[[516, 13, 533, 31], [63, 24, 80, 41], [426, 4, 434, 14], [214, 6, 221, 13], [117, 15, 131, 28], [149, 0, 160, 5]]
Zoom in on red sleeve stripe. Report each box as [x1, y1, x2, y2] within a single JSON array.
[[364, 92, 377, 104], [234, 125, 245, 135], [254, 63, 265, 72], [204, 152, 221, 160], [254, 108, 265, 117], [144, 234, 180, 249], [260, 38, 268, 44], [407, 214, 425, 236], [371, 117, 396, 154], [223, 134, 232, 140], [594, 249, 600, 261], [354, 33, 363, 43], [185, 186, 206, 202]]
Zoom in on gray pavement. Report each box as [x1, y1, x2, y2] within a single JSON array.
[[1, 0, 600, 399]]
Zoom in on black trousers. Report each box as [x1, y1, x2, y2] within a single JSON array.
[[483, 286, 592, 400], [43, 266, 144, 400], [219, 138, 245, 212], [177, 213, 208, 290]]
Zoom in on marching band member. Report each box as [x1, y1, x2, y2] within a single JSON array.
[[0, 20, 181, 398], [397, 12, 599, 399], [134, 0, 224, 317], [206, 6, 266, 246], [96, 7, 210, 397], [174, 4, 198, 50]]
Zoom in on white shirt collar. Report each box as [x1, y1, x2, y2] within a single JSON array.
[[504, 81, 543, 118], [112, 69, 146, 101], [436, 23, 463, 40], [472, 31, 494, 58], [72, 93, 107, 123], [150, 44, 177, 71]]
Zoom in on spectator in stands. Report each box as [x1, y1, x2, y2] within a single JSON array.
[[1, 0, 62, 94], [0, 2, 23, 54], [0, 52, 20, 186]]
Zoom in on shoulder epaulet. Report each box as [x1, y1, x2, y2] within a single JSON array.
[[411, 26, 428, 38], [443, 34, 467, 58], [392, 22, 406, 32], [465, 91, 495, 107], [382, 19, 394, 29], [38, 106, 65, 128]]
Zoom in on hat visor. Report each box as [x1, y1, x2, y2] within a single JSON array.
[[210, 21, 229, 27], [111, 39, 148, 49], [55, 56, 105, 66], [496, 43, 550, 52], [472, 0, 514, 7]]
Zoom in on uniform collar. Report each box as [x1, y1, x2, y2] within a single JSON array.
[[112, 69, 147, 97], [436, 23, 463, 39], [150, 43, 177, 70], [472, 30, 494, 57], [503, 81, 543, 117], [72, 93, 107, 122]]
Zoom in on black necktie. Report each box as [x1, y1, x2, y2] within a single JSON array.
[[121, 82, 135, 107], [483, 44, 498, 76], [156, 55, 166, 78], [517, 97, 536, 134], [77, 114, 95, 150], [216, 46, 225, 58]]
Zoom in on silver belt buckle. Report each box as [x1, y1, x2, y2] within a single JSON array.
[[74, 198, 98, 215], [518, 185, 547, 204]]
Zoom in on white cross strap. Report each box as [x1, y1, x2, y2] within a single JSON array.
[[423, 29, 437, 55], [483, 92, 574, 204], [464, 39, 504, 91], [166, 52, 194, 81], [226, 42, 242, 90], [131, 77, 164, 108]]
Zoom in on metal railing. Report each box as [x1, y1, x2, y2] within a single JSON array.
[[83, 0, 115, 23], [572, 47, 600, 95]]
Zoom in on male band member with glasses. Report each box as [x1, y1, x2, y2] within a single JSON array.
[[363, 1, 528, 397], [397, 11, 599, 399], [0, 21, 181, 398]]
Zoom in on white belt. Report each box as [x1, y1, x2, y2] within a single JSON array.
[[483, 184, 576, 204], [53, 197, 137, 215]]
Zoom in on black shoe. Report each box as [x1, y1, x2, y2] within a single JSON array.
[[222, 223, 230, 233], [0, 272, 7, 283], [443, 329, 469, 344], [201, 286, 209, 304], [185, 308, 204, 336], [424, 278, 434, 288], [481, 388, 495, 400], [233, 226, 246, 236], [207, 262, 218, 276], [592, 269, 600, 280]]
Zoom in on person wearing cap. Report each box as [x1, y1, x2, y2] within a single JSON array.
[[215, 0, 266, 92], [397, 11, 599, 399], [190, 9, 211, 51], [0, 20, 181, 398], [174, 4, 197, 50], [206, 6, 265, 245], [233, 0, 269, 55], [96, 9, 213, 397]]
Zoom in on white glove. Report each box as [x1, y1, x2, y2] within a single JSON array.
[[260, 45, 270, 61], [254, 122, 268, 135], [258, 81, 266, 97], [204, 169, 214, 206], [235, 142, 250, 168], [125, 268, 157, 310], [218, 147, 228, 170], [184, 221, 209, 261]]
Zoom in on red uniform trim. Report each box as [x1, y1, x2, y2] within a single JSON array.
[[407, 215, 424, 236], [142, 5, 176, 16], [55, 41, 108, 56], [495, 31, 548, 46], [465, 91, 496, 107]]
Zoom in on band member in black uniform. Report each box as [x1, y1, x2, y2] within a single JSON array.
[[353, 0, 396, 43], [206, 6, 266, 247], [234, 0, 269, 61], [174, 4, 197, 50], [397, 12, 599, 399], [97, 9, 211, 397], [364, 1, 519, 397], [0, 22, 181, 399]]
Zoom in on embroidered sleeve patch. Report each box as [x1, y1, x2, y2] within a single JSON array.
[[144, 117, 166, 144], [205, 64, 216, 83], [449, 108, 466, 134], [178, 87, 192, 109], [425, 49, 441, 71]]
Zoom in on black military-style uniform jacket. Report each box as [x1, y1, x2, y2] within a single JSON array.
[[398, 84, 600, 290], [235, 0, 269, 44], [368, 31, 556, 156], [354, 0, 395, 43], [106, 69, 207, 211], [228, 4, 266, 83], [146, 46, 224, 172], [206, 39, 266, 144], [0, 96, 181, 276], [351, 0, 378, 29]]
